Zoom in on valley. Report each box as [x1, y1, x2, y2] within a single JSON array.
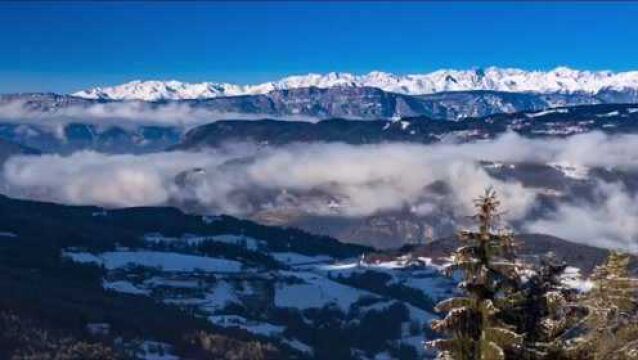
[[1, 68, 638, 359], [0, 194, 608, 359]]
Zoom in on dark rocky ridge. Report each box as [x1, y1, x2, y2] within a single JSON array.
[[176, 103, 638, 150], [1, 89, 638, 154], [4, 85, 638, 123]]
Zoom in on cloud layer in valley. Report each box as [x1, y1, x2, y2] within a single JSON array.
[[0, 99, 321, 129], [2, 131, 638, 252]]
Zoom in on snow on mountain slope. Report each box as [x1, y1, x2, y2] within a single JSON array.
[[62, 239, 443, 359], [73, 67, 638, 100], [63, 250, 244, 273]]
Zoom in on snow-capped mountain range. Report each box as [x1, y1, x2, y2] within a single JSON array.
[[73, 67, 638, 101]]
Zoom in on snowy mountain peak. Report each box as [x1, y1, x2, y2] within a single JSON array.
[[73, 67, 638, 101], [74, 80, 246, 101]]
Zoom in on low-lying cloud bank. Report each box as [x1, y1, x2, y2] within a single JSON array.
[[524, 180, 638, 252], [0, 99, 321, 128], [2, 131, 637, 252]]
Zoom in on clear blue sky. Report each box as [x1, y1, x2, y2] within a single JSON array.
[[1, 1, 638, 93]]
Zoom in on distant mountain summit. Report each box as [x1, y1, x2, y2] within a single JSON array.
[[73, 67, 638, 101]]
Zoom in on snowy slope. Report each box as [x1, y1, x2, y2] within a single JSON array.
[[63, 250, 243, 273], [73, 67, 638, 100], [62, 237, 444, 359]]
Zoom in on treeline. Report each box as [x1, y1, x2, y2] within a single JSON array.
[[0, 224, 285, 359], [428, 189, 638, 360]]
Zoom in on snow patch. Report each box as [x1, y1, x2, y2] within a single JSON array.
[[526, 108, 569, 118], [561, 266, 594, 292], [549, 162, 589, 180], [209, 315, 284, 337], [274, 271, 371, 310], [271, 252, 333, 266], [103, 280, 150, 295], [64, 250, 243, 273]]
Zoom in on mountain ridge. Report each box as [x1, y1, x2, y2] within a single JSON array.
[[73, 66, 638, 101], [6, 86, 638, 123], [174, 103, 638, 150]]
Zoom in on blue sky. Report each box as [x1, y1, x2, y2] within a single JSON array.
[[1, 2, 638, 93]]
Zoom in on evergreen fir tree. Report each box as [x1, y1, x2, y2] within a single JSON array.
[[502, 255, 576, 359], [565, 251, 638, 360], [428, 189, 523, 360]]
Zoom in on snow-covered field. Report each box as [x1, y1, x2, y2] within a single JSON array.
[[63, 250, 244, 273], [62, 233, 449, 358], [61, 228, 596, 359], [274, 270, 372, 311]]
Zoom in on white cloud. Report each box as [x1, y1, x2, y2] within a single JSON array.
[[2, 131, 638, 251], [0, 140, 534, 217], [0, 99, 321, 129], [524, 181, 638, 253]]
